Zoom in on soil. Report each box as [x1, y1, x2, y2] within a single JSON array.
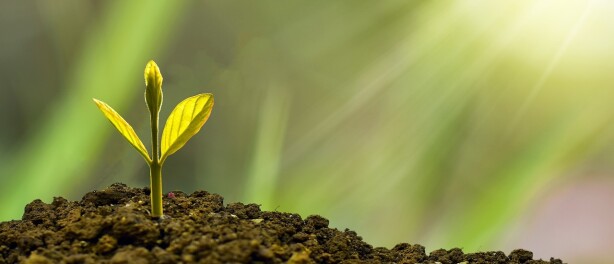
[[0, 183, 564, 264]]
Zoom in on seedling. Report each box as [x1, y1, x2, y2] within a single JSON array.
[[93, 60, 214, 218]]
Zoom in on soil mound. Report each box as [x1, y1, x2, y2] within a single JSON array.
[[0, 183, 563, 263]]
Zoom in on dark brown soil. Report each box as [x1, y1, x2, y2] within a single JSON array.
[[0, 183, 563, 264]]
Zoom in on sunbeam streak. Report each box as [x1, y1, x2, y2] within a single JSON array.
[[507, 0, 595, 133]]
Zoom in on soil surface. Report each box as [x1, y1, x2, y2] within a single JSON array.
[[0, 183, 563, 264]]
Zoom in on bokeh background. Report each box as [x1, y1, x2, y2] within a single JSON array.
[[1, 0, 613, 262]]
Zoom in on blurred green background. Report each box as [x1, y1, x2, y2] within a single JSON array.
[[1, 1, 613, 262]]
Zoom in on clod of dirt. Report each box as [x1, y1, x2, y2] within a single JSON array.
[[0, 183, 564, 263]]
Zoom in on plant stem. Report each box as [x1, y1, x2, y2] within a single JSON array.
[[150, 161, 163, 217], [150, 102, 162, 217]]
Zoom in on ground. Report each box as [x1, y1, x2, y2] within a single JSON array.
[[0, 183, 564, 263]]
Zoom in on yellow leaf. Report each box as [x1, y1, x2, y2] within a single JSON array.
[[160, 93, 214, 163], [144, 60, 163, 116], [93, 98, 151, 162]]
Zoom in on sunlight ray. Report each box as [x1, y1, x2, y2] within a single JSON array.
[[508, 0, 595, 132]]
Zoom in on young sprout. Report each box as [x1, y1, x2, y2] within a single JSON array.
[[93, 60, 214, 218]]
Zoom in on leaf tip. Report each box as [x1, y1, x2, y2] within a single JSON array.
[[92, 98, 104, 107], [144, 60, 162, 85]]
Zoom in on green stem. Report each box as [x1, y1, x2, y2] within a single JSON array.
[[150, 161, 163, 217], [150, 104, 162, 217]]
